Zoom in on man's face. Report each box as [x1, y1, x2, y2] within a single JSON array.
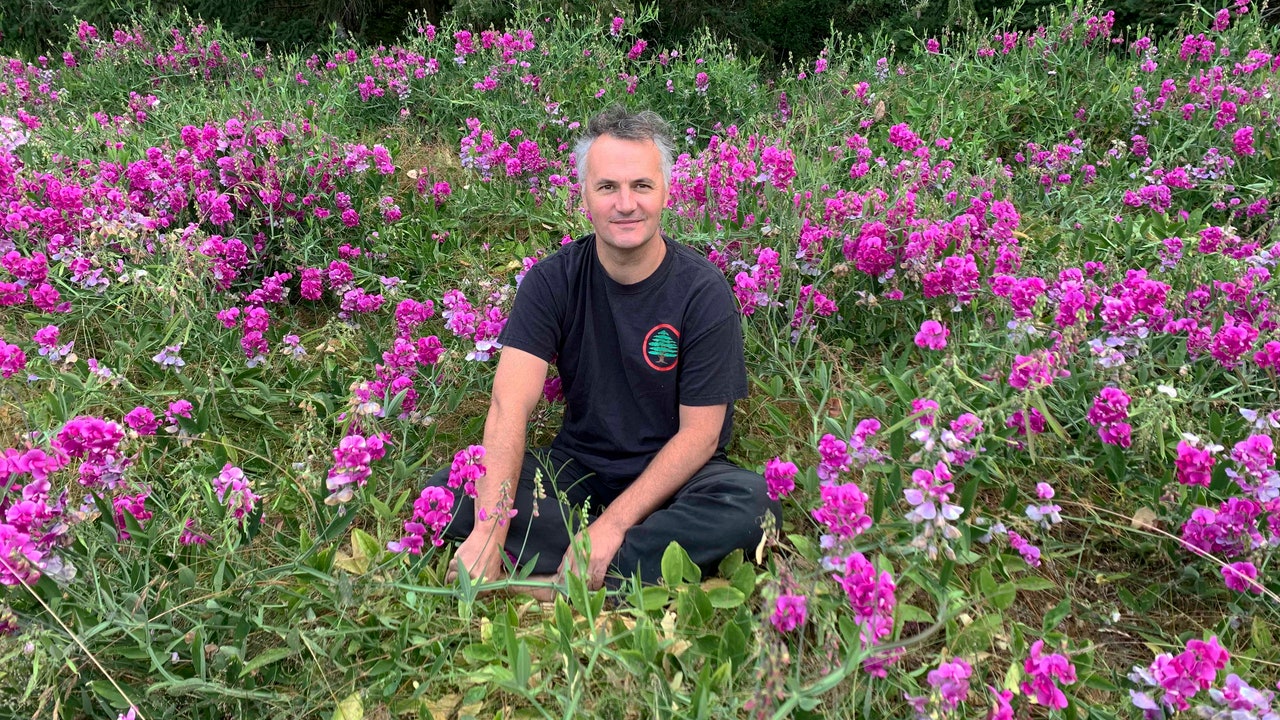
[[581, 134, 669, 255]]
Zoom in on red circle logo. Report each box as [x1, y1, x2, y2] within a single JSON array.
[[643, 324, 680, 371]]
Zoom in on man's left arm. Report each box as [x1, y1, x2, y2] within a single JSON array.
[[557, 402, 725, 589]]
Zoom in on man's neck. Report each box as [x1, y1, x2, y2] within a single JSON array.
[[596, 233, 667, 285]]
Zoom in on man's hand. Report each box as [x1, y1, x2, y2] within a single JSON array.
[[447, 530, 506, 584], [556, 522, 626, 590]]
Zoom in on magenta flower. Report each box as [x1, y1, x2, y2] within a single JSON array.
[[1233, 126, 1255, 156], [124, 407, 158, 436], [0, 524, 44, 586], [1175, 435, 1220, 487], [1021, 640, 1077, 709], [1129, 636, 1229, 714], [811, 482, 872, 539], [771, 593, 807, 633], [816, 433, 851, 482], [447, 445, 486, 497], [388, 486, 455, 553], [112, 490, 152, 541], [1221, 561, 1262, 594], [988, 686, 1014, 720], [914, 320, 949, 351], [0, 341, 26, 378], [325, 434, 389, 504], [213, 463, 260, 523], [764, 457, 798, 501], [1008, 350, 1068, 391], [929, 657, 973, 711]]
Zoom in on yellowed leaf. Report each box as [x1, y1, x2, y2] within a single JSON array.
[[1130, 507, 1159, 531], [332, 692, 363, 720]]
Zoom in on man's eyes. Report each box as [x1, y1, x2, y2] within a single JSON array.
[[595, 182, 653, 191]]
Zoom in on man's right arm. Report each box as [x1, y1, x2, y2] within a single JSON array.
[[449, 345, 549, 582]]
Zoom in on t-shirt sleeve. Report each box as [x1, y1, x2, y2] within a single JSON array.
[[497, 263, 562, 362], [677, 290, 748, 406]]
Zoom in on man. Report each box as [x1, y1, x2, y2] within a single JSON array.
[[429, 107, 779, 594]]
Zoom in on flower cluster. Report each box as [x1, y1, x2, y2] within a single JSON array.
[[0, 445, 72, 588], [1087, 386, 1133, 448], [324, 433, 389, 505], [387, 486, 455, 554], [1129, 636, 1230, 717], [763, 457, 797, 501], [903, 461, 963, 561], [447, 445, 486, 497], [1022, 640, 1077, 709], [770, 592, 807, 633], [212, 463, 261, 525], [905, 657, 972, 719]]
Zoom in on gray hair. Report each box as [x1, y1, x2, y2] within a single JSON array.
[[573, 106, 675, 183]]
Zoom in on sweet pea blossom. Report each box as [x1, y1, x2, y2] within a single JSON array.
[[1221, 561, 1262, 594], [387, 486, 454, 553], [770, 593, 807, 633], [1022, 640, 1077, 709], [914, 320, 949, 350], [447, 445, 486, 497], [764, 457, 798, 500]]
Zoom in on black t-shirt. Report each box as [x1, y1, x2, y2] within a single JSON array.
[[498, 233, 748, 485]]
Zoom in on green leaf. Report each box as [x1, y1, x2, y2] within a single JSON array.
[[719, 622, 748, 669], [977, 566, 998, 596], [88, 680, 132, 708], [639, 585, 670, 609], [1043, 598, 1072, 632], [661, 542, 699, 585], [895, 603, 934, 625], [239, 646, 298, 678], [661, 542, 682, 587], [991, 583, 1017, 610], [352, 528, 382, 568], [1252, 618, 1274, 653], [730, 562, 757, 597], [706, 586, 745, 609], [1015, 577, 1057, 592]]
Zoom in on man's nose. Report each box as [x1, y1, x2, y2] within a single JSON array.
[[616, 187, 637, 212]]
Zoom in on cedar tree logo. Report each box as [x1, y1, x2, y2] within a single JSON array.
[[643, 324, 680, 371]]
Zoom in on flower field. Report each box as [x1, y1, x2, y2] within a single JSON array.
[[1, 2, 1278, 718]]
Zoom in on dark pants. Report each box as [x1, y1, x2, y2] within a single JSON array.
[[425, 446, 781, 587]]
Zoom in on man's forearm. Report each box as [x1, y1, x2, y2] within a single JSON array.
[[592, 428, 717, 534]]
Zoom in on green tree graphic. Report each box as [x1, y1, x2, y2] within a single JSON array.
[[647, 329, 679, 365]]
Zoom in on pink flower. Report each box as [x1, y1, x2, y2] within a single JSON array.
[[388, 486, 455, 552], [1233, 126, 1255, 156], [987, 686, 1014, 720], [213, 463, 260, 523], [812, 482, 872, 539], [1221, 561, 1261, 594], [771, 593, 807, 632], [123, 407, 158, 435], [1021, 640, 1076, 709], [0, 341, 26, 378], [914, 320, 949, 350], [1088, 387, 1132, 425], [447, 445, 486, 497], [928, 658, 973, 710], [1175, 437, 1218, 487], [764, 457, 798, 501], [1008, 350, 1068, 390]]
